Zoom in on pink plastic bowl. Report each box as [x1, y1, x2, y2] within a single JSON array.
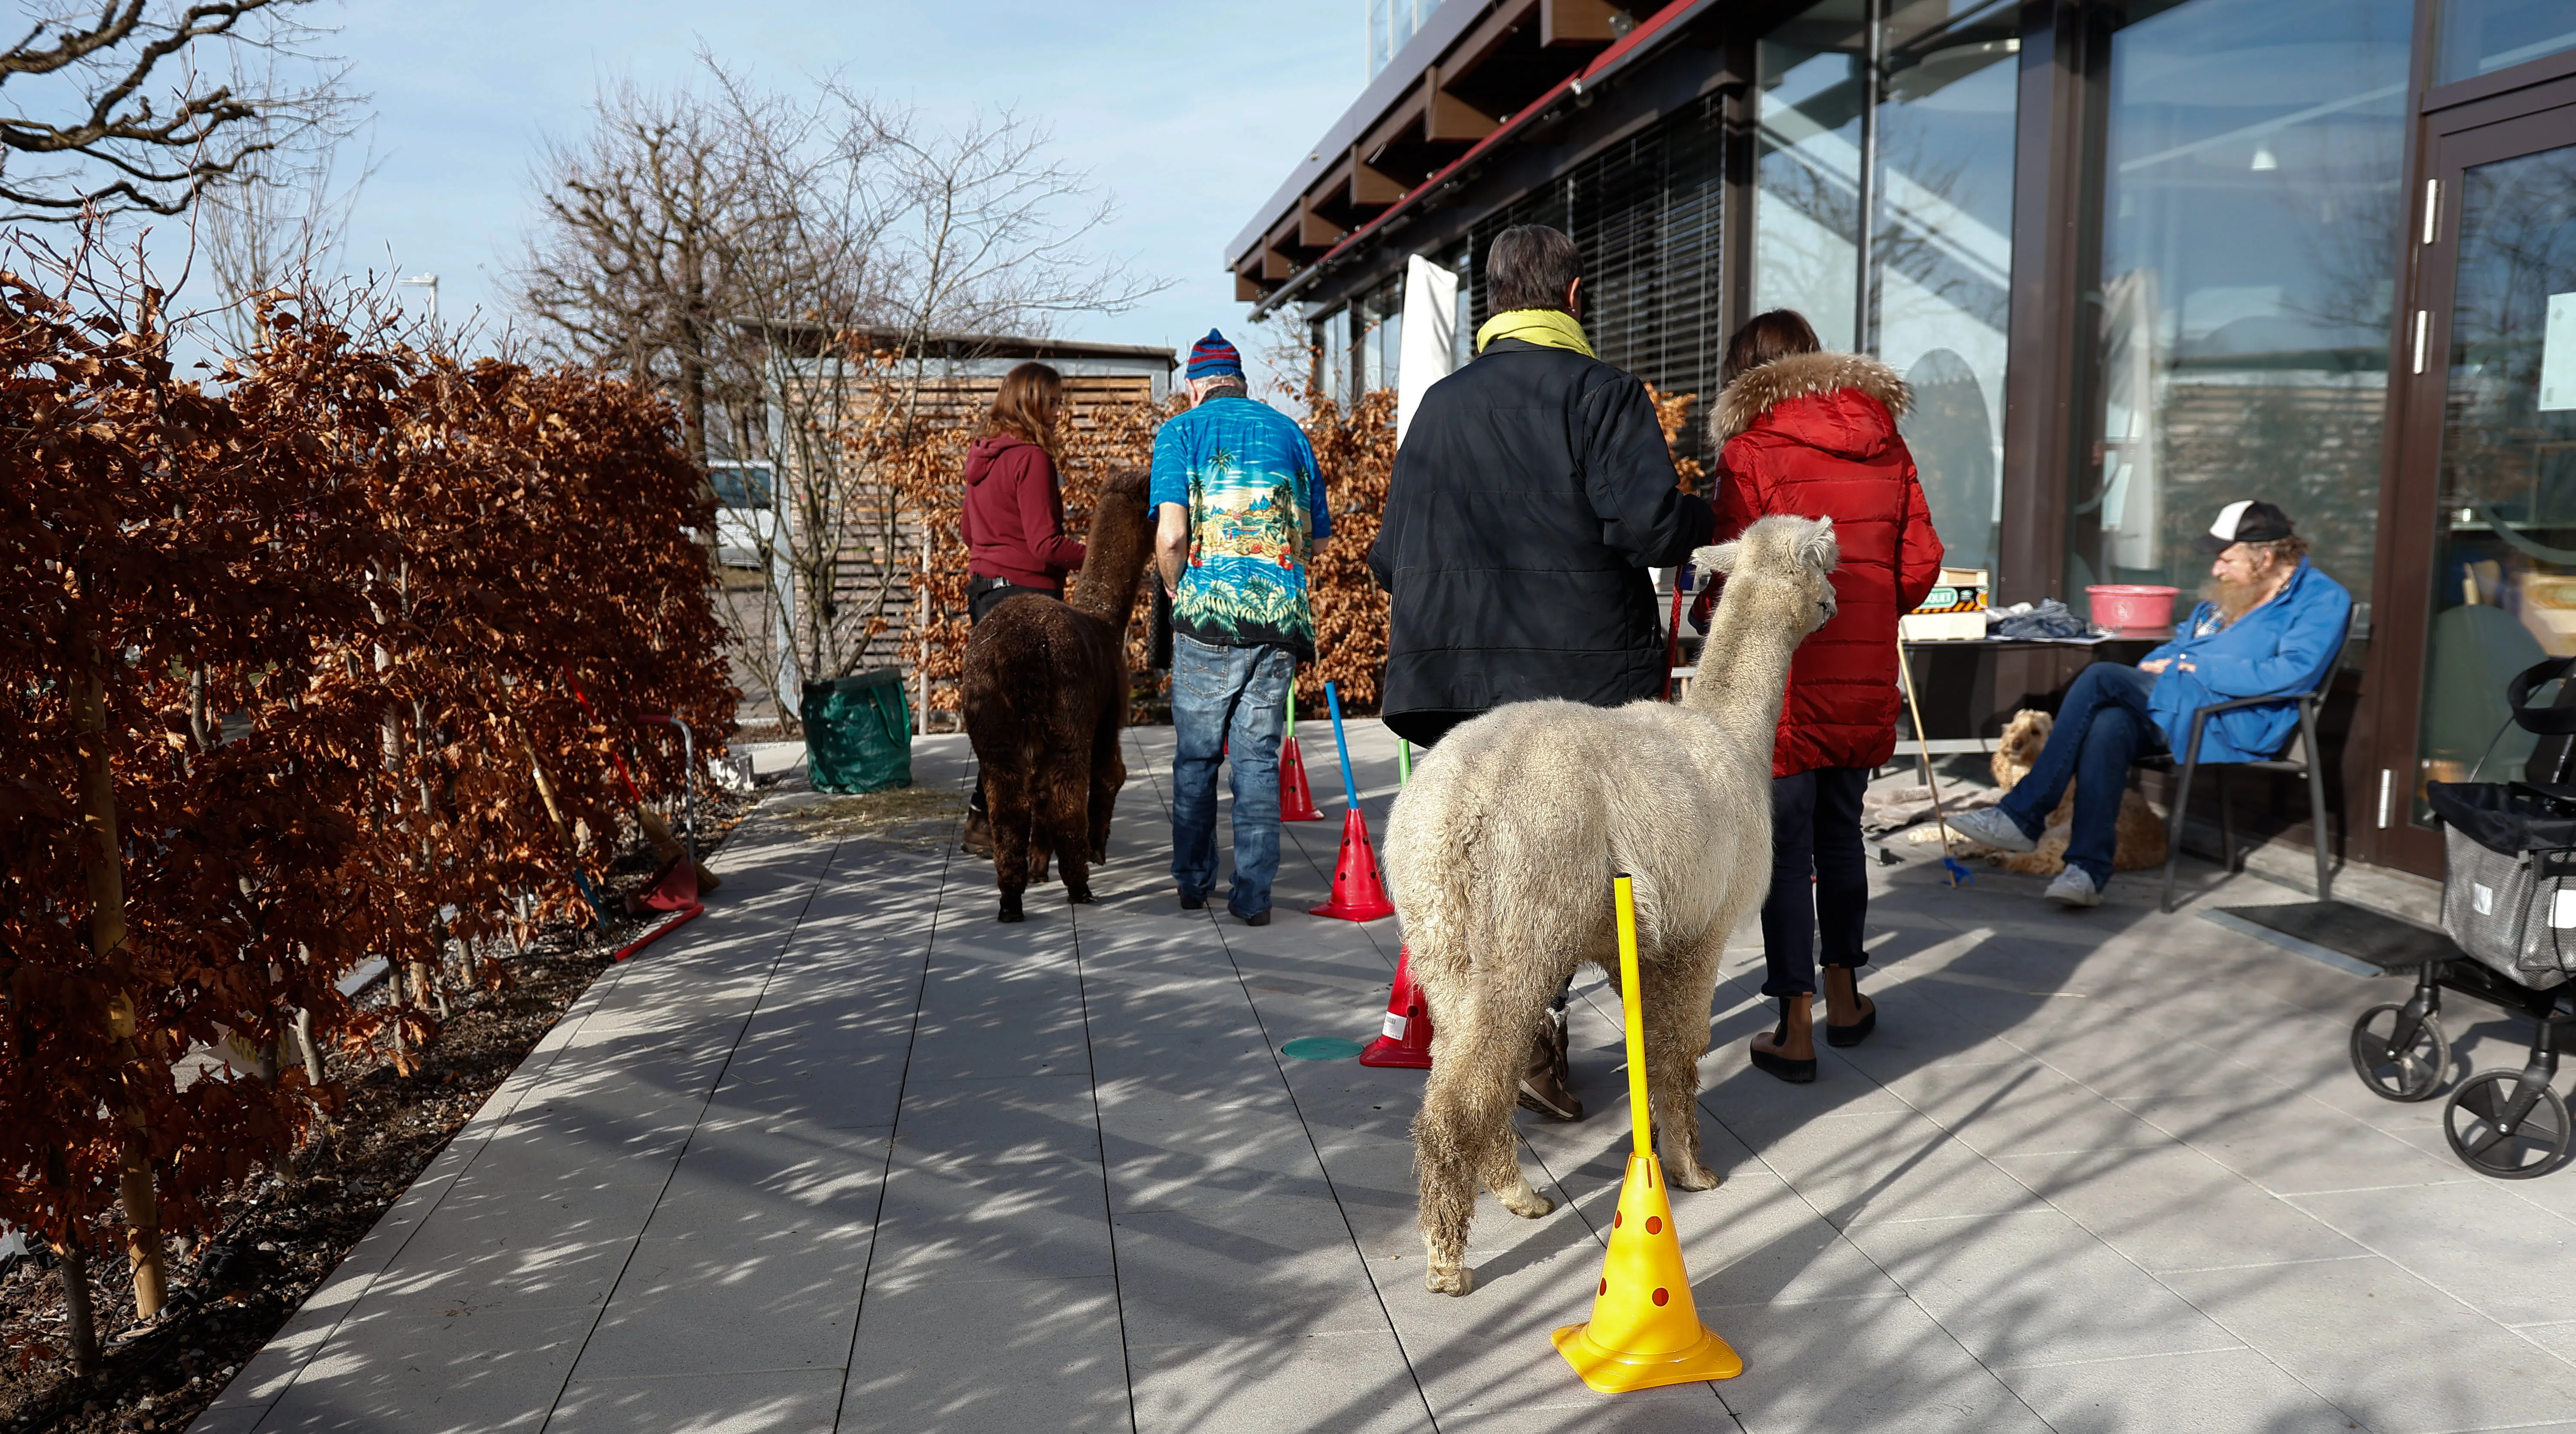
[[2087, 584, 2180, 632]]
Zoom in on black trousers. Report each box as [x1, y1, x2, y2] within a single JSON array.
[[1759, 767, 1871, 999], [969, 575, 1055, 626]]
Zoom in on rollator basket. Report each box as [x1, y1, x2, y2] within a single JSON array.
[[2430, 782, 2576, 992]]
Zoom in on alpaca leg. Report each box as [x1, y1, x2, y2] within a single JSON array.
[[1089, 724, 1123, 864], [1641, 943, 1726, 1190], [1048, 761, 1095, 906], [987, 767, 1035, 923], [1479, 1040, 1555, 1221], [1414, 1001, 1525, 1296]]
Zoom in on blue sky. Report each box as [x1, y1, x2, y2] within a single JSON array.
[[152, 0, 1356, 378]]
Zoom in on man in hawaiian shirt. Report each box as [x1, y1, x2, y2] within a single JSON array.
[[1151, 329, 1332, 925]]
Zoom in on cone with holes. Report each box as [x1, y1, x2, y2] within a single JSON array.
[[1552, 873, 1742, 1393], [1358, 945, 1433, 1068], [1308, 680, 1396, 921], [1279, 740, 1324, 822]]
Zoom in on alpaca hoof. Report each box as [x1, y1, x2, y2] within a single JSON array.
[[996, 898, 1025, 923], [1668, 1160, 1722, 1192], [1066, 887, 1095, 905], [1501, 1186, 1555, 1219], [1426, 1263, 1474, 1297]]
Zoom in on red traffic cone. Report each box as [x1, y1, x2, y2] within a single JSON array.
[[1311, 808, 1397, 922], [1279, 735, 1324, 821], [1360, 944, 1433, 1068]]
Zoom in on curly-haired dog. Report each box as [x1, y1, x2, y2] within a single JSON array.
[[1978, 708, 2166, 874]]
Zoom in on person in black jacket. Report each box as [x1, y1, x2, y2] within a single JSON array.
[[1369, 223, 1716, 1120]]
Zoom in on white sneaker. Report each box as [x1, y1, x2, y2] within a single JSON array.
[[1949, 804, 2037, 853], [2044, 866, 2102, 908]]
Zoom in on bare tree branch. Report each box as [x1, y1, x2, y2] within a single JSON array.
[[0, 0, 361, 222]]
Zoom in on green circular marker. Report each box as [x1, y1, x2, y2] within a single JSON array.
[[1282, 1036, 1364, 1061]]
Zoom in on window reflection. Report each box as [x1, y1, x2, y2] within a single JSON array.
[[2436, 0, 2576, 86], [2072, 0, 2411, 633], [2415, 144, 2576, 815], [1757, 0, 2017, 572]]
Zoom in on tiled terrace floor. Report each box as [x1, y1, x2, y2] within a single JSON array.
[[193, 722, 2576, 1433]]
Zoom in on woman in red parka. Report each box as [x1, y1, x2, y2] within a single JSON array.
[[1711, 311, 1943, 1083], [959, 361, 1084, 855]]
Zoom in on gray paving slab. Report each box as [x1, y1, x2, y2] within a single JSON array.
[[210, 725, 2576, 1434], [1994, 1347, 2357, 1434], [840, 1276, 1130, 1434], [2159, 1255, 2576, 1431], [1127, 1331, 1432, 1434], [549, 1369, 845, 1434]]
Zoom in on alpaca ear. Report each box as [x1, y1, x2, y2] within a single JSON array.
[[1796, 518, 1840, 572], [1692, 542, 1741, 576]]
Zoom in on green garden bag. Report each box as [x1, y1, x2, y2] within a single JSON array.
[[802, 670, 912, 794]]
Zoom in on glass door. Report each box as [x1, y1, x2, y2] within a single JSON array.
[[2371, 98, 2576, 871]]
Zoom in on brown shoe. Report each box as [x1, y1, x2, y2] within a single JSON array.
[[960, 809, 994, 858], [1516, 1009, 1583, 1121]]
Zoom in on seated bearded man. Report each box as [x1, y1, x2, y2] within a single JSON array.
[[1948, 500, 2352, 907]]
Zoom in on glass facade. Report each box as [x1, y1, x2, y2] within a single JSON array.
[[2412, 141, 2576, 812], [2069, 0, 2412, 631], [2435, 0, 2576, 86], [1369, 0, 1433, 79], [1263, 0, 2576, 877], [1758, 0, 2018, 570]]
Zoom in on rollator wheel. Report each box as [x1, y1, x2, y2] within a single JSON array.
[[2348, 1004, 2449, 1102], [2443, 1070, 2572, 1179]]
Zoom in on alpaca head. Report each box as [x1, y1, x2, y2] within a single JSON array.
[[1691, 514, 1839, 641], [1068, 468, 1155, 620]]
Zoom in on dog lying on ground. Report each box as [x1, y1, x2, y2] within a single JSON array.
[[1975, 708, 2167, 874]]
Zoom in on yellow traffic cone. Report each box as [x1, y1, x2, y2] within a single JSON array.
[[1552, 873, 1744, 1394]]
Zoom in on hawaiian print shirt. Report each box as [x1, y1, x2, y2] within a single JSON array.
[[1148, 394, 1332, 659]]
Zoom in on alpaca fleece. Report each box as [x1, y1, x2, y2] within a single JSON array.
[[963, 468, 1154, 922], [1384, 514, 1841, 1296]]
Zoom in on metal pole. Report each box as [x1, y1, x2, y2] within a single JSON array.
[[1853, 0, 1883, 354]]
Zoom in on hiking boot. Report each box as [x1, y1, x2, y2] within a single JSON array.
[[1949, 804, 2036, 853], [1517, 1009, 1583, 1122], [960, 808, 994, 858], [2044, 866, 2103, 908]]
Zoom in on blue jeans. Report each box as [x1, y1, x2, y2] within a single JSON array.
[[1996, 662, 2167, 889], [1170, 635, 1292, 917]]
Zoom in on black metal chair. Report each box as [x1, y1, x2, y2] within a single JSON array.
[[2143, 615, 2354, 913]]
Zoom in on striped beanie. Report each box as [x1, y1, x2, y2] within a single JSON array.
[[1186, 329, 1244, 380]]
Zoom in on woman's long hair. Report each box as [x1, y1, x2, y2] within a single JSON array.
[[1721, 309, 1823, 387], [982, 361, 1065, 456]]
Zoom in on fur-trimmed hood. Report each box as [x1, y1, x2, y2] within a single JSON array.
[[1709, 350, 1911, 456]]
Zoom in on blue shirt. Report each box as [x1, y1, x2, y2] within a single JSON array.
[[1149, 394, 1332, 658], [2141, 560, 2353, 763]]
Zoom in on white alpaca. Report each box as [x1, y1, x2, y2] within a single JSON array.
[[1383, 514, 1839, 1296]]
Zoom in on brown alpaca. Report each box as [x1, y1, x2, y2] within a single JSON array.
[[1976, 708, 2168, 874], [962, 468, 1154, 922]]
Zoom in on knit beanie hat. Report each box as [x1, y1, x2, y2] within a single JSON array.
[[1186, 329, 1244, 380]]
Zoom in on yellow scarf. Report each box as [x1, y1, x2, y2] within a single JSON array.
[[1474, 308, 1595, 357]]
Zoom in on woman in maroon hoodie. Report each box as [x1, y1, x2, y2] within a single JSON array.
[[963, 362, 1085, 622], [1710, 311, 1944, 1083], [960, 362, 1084, 853]]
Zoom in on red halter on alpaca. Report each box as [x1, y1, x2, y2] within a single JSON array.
[[961, 469, 1156, 923]]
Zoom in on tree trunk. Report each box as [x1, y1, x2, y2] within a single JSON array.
[[53, 1236, 99, 1377], [294, 1006, 325, 1087], [74, 670, 167, 1319]]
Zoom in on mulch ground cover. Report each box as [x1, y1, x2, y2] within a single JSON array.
[[0, 786, 760, 1434]]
